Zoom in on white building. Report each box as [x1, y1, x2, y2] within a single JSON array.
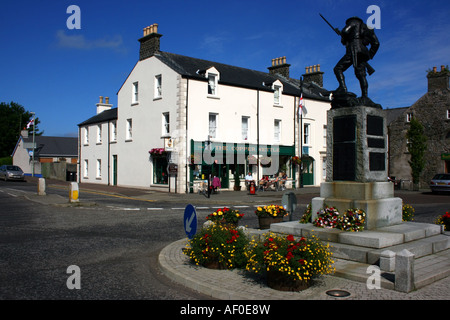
[[78, 24, 331, 192]]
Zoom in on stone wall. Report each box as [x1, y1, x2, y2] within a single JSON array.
[[388, 89, 450, 188]]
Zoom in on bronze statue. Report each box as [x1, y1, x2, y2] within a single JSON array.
[[320, 14, 381, 109]]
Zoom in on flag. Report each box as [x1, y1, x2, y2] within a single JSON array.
[[298, 94, 304, 118], [26, 119, 34, 129]]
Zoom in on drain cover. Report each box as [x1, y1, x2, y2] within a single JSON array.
[[326, 290, 351, 297]]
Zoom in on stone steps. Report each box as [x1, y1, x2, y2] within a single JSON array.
[[269, 221, 448, 264]]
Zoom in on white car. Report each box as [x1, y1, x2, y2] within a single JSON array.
[[0, 165, 25, 181], [429, 173, 450, 194]]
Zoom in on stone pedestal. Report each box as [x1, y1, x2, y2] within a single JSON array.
[[326, 106, 388, 182], [311, 181, 402, 230], [312, 105, 402, 230]]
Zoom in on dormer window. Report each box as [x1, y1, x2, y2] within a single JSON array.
[[272, 80, 283, 106], [205, 67, 220, 97], [208, 73, 218, 95]]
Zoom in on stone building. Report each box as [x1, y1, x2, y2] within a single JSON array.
[[387, 65, 450, 188]]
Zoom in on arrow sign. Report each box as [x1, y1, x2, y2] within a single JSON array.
[[184, 204, 197, 239]]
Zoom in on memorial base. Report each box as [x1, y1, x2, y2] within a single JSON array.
[[311, 181, 402, 230]]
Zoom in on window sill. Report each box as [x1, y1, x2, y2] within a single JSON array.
[[273, 104, 283, 108], [153, 97, 162, 101], [207, 95, 220, 100], [110, 140, 117, 144], [125, 139, 133, 142], [96, 142, 102, 145], [131, 102, 139, 106]]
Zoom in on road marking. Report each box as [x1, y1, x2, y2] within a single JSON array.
[[195, 207, 210, 210], [48, 185, 156, 203], [147, 208, 163, 211], [123, 208, 141, 211], [233, 205, 249, 208], [7, 193, 18, 197]]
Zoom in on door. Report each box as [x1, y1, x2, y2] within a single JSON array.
[[113, 155, 117, 186]]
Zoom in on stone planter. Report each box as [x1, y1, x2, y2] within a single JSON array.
[[266, 270, 310, 292], [258, 216, 283, 229], [203, 260, 226, 270]]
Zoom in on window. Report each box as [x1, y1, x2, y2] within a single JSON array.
[[97, 125, 102, 144], [447, 109, 450, 119], [274, 85, 281, 105], [96, 159, 101, 178], [155, 75, 162, 98], [242, 116, 249, 141], [153, 156, 168, 185], [111, 121, 117, 142], [208, 74, 218, 96], [323, 125, 327, 147], [304, 123, 310, 145], [126, 119, 133, 140], [209, 113, 217, 139], [274, 119, 281, 142], [406, 113, 413, 122], [162, 112, 170, 136], [132, 82, 139, 103], [84, 127, 89, 145], [83, 160, 88, 178]]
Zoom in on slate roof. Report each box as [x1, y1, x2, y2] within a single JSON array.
[[22, 136, 78, 157], [78, 108, 118, 127], [155, 51, 330, 101], [385, 107, 409, 125]]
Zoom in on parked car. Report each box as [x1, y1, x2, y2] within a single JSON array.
[[0, 165, 25, 181], [429, 173, 450, 194]]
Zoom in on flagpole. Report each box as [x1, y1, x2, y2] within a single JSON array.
[[31, 112, 35, 177], [299, 77, 304, 188]]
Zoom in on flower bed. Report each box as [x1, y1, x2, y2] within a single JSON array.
[[184, 223, 248, 270], [313, 206, 366, 232], [435, 211, 450, 231], [245, 233, 335, 290], [402, 203, 415, 221], [255, 205, 287, 218], [206, 207, 244, 226]]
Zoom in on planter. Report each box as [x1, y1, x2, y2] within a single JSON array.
[[266, 270, 310, 292], [203, 260, 226, 270], [258, 216, 283, 229]]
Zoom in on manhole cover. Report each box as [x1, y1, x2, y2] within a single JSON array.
[[326, 290, 351, 297]]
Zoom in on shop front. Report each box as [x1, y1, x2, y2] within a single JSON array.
[[189, 140, 295, 192]]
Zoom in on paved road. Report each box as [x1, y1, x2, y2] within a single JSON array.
[[0, 178, 448, 303]]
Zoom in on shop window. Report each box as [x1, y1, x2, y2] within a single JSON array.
[[153, 155, 168, 185]]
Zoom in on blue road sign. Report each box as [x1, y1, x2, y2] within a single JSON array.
[[184, 204, 197, 239]]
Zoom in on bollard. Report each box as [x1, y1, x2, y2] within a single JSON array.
[[37, 178, 46, 196], [395, 249, 415, 293], [69, 182, 79, 203], [380, 250, 395, 272]]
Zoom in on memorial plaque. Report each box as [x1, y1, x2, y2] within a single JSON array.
[[333, 115, 356, 181], [369, 152, 385, 171], [367, 115, 384, 136], [368, 138, 385, 148]]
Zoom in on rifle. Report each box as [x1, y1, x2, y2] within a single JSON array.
[[319, 13, 375, 76]]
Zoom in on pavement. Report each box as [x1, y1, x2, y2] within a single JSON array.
[[21, 177, 450, 300]]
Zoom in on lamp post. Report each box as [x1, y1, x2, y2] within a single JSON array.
[[30, 112, 36, 177]]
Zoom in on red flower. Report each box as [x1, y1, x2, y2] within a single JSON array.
[[286, 252, 294, 261], [286, 235, 295, 242]]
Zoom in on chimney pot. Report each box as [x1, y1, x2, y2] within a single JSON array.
[[99, 96, 103, 103], [153, 23, 158, 33], [441, 65, 446, 72], [433, 67, 437, 73], [105, 97, 109, 104], [317, 64, 321, 72], [272, 59, 275, 66]]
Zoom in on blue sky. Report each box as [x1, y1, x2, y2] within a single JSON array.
[[1, 0, 449, 137]]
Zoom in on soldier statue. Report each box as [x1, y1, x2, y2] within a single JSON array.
[[320, 15, 381, 108]]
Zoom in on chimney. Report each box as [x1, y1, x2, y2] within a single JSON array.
[[302, 64, 324, 87], [139, 23, 162, 61], [427, 65, 449, 92], [21, 129, 29, 138], [268, 56, 291, 79], [96, 96, 112, 114]]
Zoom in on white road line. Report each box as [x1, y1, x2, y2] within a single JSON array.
[[147, 208, 163, 211], [196, 207, 211, 210], [171, 207, 186, 210], [123, 208, 141, 211], [233, 205, 249, 208]]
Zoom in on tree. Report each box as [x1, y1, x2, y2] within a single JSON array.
[[406, 118, 427, 189], [0, 101, 42, 158]]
